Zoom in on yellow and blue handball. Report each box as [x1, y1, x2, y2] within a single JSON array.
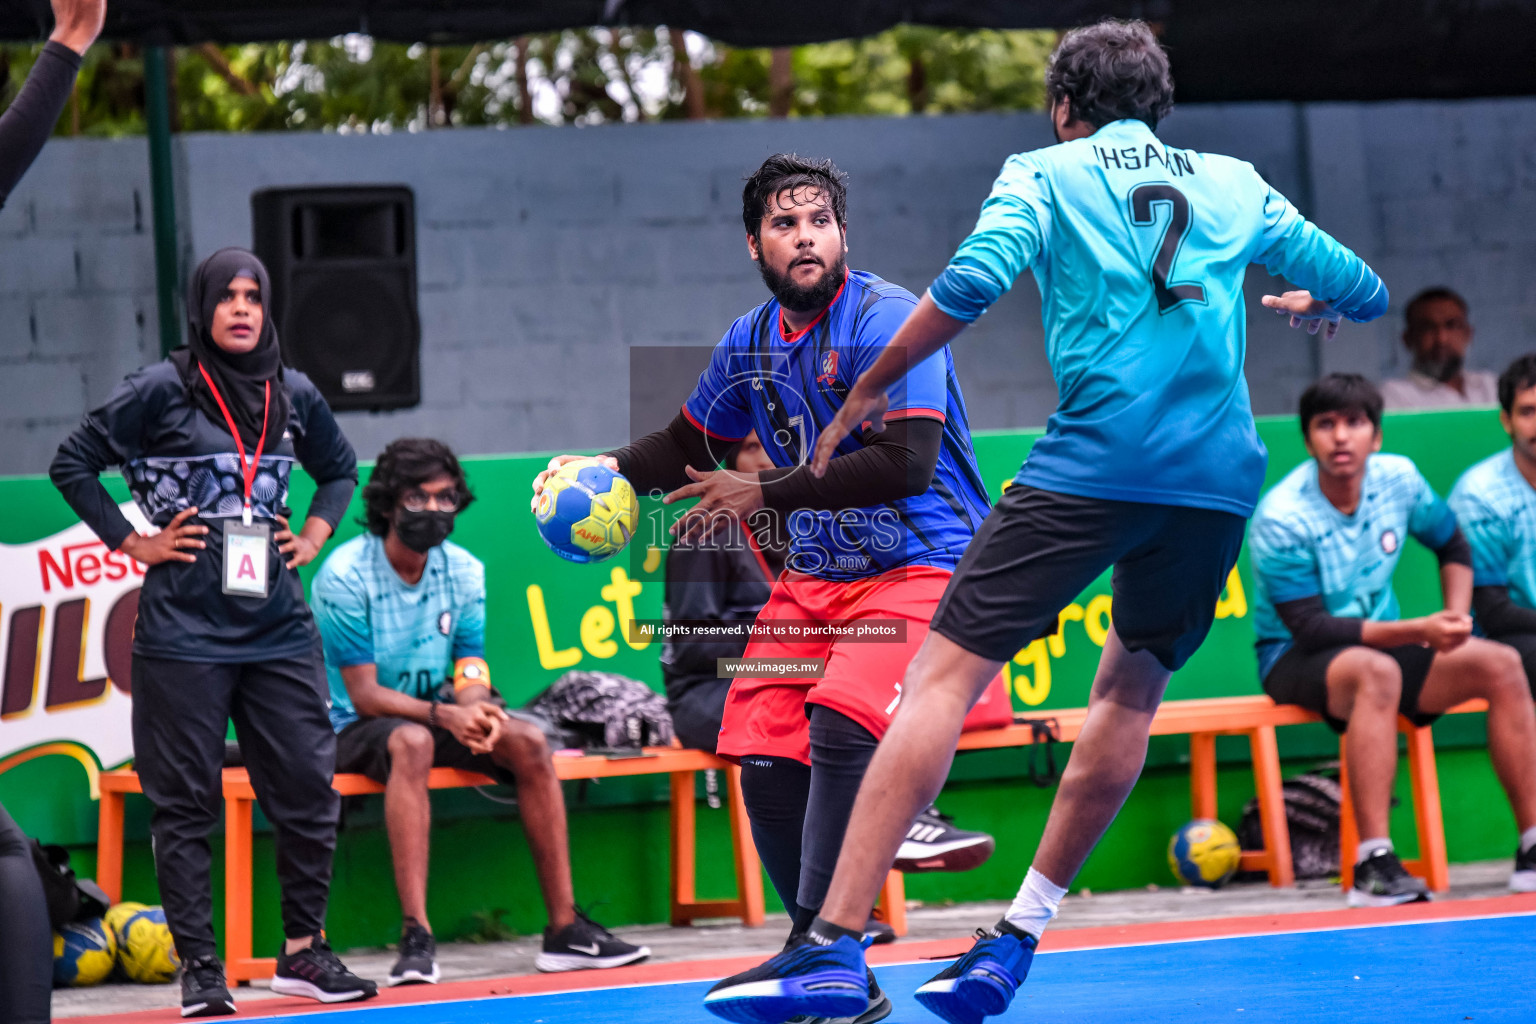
[[53, 917, 117, 987], [535, 459, 639, 563], [1168, 818, 1242, 889], [105, 901, 181, 984]]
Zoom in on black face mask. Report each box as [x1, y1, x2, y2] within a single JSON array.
[[394, 509, 455, 554]]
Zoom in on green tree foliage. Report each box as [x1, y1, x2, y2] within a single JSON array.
[[0, 25, 1054, 136]]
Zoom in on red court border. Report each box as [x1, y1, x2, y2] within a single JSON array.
[[63, 894, 1536, 1024]]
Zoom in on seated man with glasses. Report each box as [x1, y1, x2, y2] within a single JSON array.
[[312, 439, 647, 987]]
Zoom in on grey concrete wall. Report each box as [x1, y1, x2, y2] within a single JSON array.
[[3, 98, 1534, 476]]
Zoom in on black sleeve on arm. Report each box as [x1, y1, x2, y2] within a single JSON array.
[[1274, 595, 1365, 653], [50, 416, 138, 552], [605, 410, 722, 494], [0, 42, 82, 209], [1472, 585, 1536, 639], [1433, 527, 1473, 568], [758, 416, 942, 515], [291, 384, 359, 529]]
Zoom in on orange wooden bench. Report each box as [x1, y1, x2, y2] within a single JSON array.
[[874, 694, 1490, 929], [94, 696, 1490, 978], [96, 748, 767, 983]]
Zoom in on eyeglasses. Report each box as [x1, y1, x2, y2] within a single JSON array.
[[402, 489, 460, 513]]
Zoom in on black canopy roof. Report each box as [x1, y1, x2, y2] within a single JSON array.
[[5, 0, 1534, 102]]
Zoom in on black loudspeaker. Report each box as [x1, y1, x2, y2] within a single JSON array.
[[251, 185, 421, 411]]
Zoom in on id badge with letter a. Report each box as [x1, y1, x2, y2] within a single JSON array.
[[223, 520, 271, 598]]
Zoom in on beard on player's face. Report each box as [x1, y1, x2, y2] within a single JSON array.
[[758, 245, 848, 313]]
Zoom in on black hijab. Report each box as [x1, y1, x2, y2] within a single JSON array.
[[178, 247, 290, 451]]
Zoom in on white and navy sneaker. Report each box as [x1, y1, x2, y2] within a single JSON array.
[[269, 937, 378, 1003], [894, 806, 996, 873], [914, 921, 1036, 1024], [1347, 849, 1430, 907], [387, 923, 440, 986], [704, 932, 869, 1024], [535, 909, 650, 972], [180, 955, 235, 1018], [787, 969, 892, 1024], [1510, 843, 1536, 892]]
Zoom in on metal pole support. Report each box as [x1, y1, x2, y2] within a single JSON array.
[[143, 46, 181, 356]]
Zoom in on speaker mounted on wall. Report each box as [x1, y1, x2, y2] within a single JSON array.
[[251, 185, 421, 412]]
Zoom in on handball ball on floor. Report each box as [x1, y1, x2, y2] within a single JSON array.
[[1168, 818, 1242, 889], [535, 460, 640, 563], [53, 918, 117, 987], [105, 902, 181, 983]]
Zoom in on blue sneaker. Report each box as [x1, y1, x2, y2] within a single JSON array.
[[914, 922, 1037, 1024], [704, 934, 870, 1024]]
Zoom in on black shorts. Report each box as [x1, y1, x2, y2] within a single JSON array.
[[1261, 643, 1439, 734], [931, 485, 1247, 671], [1492, 631, 1536, 700], [334, 713, 517, 785]]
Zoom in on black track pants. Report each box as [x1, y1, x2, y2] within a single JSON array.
[[131, 652, 340, 961]]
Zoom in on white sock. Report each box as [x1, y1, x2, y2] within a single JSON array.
[[1519, 826, 1536, 856], [1357, 837, 1393, 864], [1004, 867, 1069, 940]]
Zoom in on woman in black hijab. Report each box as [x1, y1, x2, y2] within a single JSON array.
[[50, 248, 376, 1016]]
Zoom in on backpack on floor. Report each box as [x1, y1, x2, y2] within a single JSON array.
[[29, 838, 110, 930], [1235, 767, 1342, 881]]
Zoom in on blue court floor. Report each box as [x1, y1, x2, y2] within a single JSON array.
[[236, 911, 1534, 1024]]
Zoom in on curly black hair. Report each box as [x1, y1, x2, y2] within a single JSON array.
[[361, 438, 476, 536], [1046, 19, 1175, 130], [742, 153, 848, 240]]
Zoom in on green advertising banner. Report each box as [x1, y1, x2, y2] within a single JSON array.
[[0, 406, 1513, 849]]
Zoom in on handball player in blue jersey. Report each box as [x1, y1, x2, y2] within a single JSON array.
[[532, 154, 1011, 1024], [705, 21, 1393, 1024]]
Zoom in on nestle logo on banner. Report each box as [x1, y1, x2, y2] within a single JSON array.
[[38, 540, 146, 592]]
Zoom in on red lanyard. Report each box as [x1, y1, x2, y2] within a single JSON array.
[[197, 364, 270, 526]]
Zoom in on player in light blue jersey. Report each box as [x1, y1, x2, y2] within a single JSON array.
[[714, 22, 1393, 1024], [314, 440, 647, 985], [1252, 375, 1536, 903], [1452, 355, 1536, 696]]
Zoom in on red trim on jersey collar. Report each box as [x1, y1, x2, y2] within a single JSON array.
[[681, 404, 746, 442], [778, 273, 848, 344]]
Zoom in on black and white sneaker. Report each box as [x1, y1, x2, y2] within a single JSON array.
[[787, 970, 893, 1024], [180, 955, 236, 1018], [894, 806, 996, 873], [387, 923, 440, 986], [1347, 849, 1430, 907], [1511, 843, 1536, 893], [536, 909, 650, 972], [270, 937, 379, 1003], [863, 916, 896, 946]]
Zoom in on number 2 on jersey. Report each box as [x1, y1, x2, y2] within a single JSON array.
[[1129, 183, 1206, 313]]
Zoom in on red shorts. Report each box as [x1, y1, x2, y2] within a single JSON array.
[[716, 566, 1012, 764]]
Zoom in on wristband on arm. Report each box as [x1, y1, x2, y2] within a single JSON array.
[[453, 657, 491, 693]]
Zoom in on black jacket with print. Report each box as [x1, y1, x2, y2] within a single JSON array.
[[50, 358, 357, 662]]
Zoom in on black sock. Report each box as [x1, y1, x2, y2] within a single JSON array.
[[739, 754, 812, 919], [806, 915, 864, 946], [797, 706, 880, 915]]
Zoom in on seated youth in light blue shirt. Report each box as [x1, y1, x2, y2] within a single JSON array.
[[1450, 355, 1536, 689], [312, 439, 648, 986], [1250, 374, 1536, 905]]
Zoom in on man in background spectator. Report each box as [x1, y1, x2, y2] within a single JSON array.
[[1381, 288, 1497, 408]]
